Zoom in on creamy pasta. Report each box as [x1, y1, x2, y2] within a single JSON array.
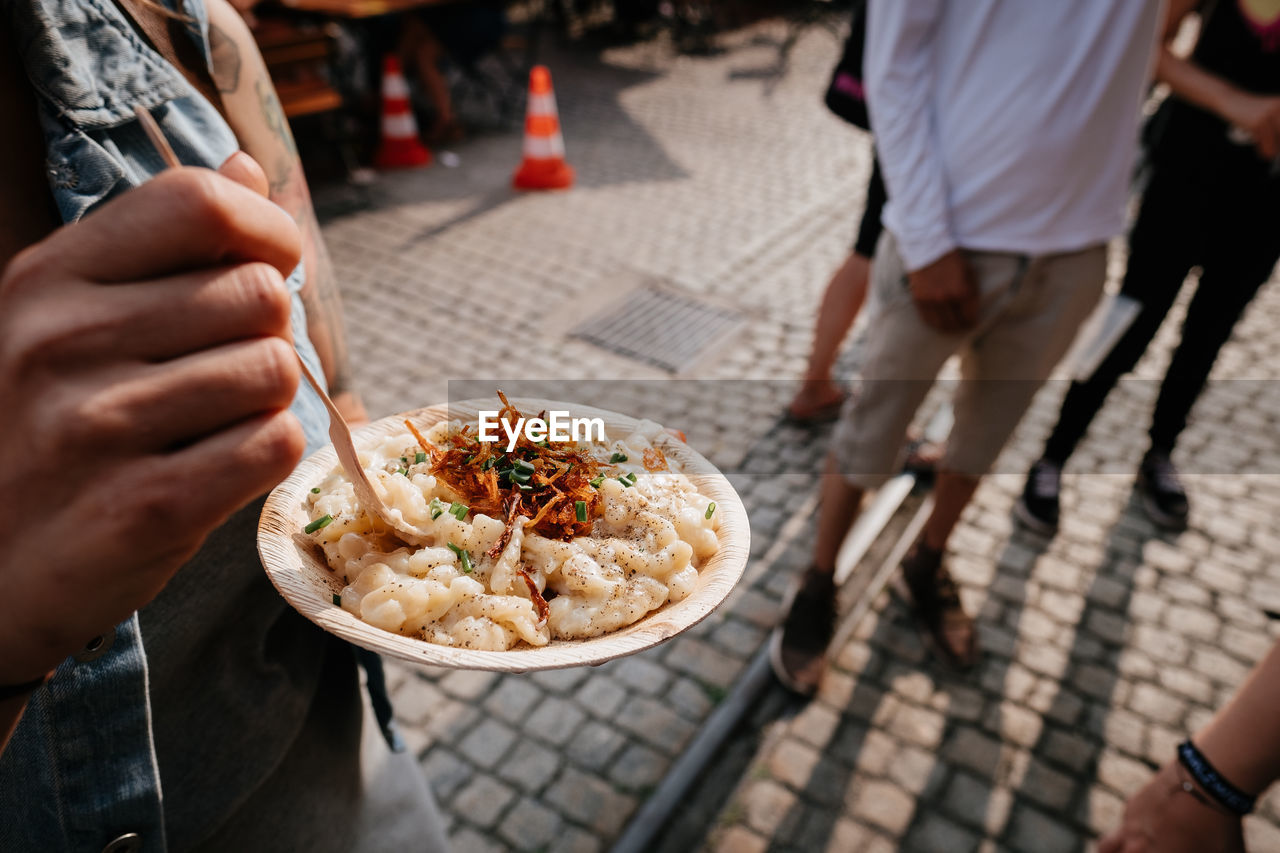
[[304, 418, 720, 651]]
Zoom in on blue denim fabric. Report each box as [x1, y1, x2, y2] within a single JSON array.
[[0, 616, 167, 853], [0, 2, 354, 851]]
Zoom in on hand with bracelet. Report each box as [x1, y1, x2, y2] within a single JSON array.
[[1098, 750, 1246, 852], [1100, 640, 1280, 852]]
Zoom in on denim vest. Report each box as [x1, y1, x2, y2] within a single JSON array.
[[0, 2, 352, 851]]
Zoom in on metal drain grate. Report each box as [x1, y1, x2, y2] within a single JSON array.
[[570, 286, 745, 373]]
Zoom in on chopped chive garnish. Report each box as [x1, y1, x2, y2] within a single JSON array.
[[429, 498, 447, 520], [618, 476, 633, 488], [514, 459, 536, 473], [482, 457, 495, 470], [415, 451, 427, 464], [610, 452, 628, 463], [304, 514, 333, 534], [575, 500, 588, 522], [518, 483, 533, 491], [332, 593, 342, 606], [397, 468, 408, 476], [536, 439, 548, 447], [446, 542, 472, 573], [624, 471, 638, 484], [589, 475, 605, 488], [449, 502, 469, 520], [400, 456, 409, 465], [310, 487, 321, 494], [705, 502, 716, 519]]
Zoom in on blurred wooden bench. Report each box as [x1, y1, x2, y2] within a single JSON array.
[[253, 19, 345, 118]]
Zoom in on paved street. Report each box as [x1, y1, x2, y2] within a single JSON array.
[[312, 16, 1280, 852]]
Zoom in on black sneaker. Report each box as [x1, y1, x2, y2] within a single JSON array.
[[1139, 449, 1189, 530], [1014, 458, 1062, 535], [893, 541, 979, 670], [769, 568, 836, 696]]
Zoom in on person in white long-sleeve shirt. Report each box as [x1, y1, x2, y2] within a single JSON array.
[[871, 1, 1160, 272], [771, 0, 1162, 692]]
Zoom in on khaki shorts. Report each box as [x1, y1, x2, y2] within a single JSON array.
[[833, 232, 1107, 488]]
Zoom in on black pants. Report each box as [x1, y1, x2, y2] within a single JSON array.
[[1042, 156, 1280, 465], [853, 153, 887, 259]]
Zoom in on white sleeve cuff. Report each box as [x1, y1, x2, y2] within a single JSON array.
[[892, 228, 956, 273]]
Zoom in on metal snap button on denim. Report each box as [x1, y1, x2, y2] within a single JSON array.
[[75, 631, 114, 663], [101, 832, 141, 853], [48, 158, 79, 190]]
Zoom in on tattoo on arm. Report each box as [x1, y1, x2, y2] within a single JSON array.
[[207, 2, 357, 398], [208, 22, 241, 94], [257, 76, 299, 158], [266, 144, 351, 394], [269, 153, 299, 203], [270, 152, 353, 395], [299, 205, 354, 395], [256, 79, 350, 394]]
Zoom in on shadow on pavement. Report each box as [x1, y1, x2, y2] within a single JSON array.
[[756, 486, 1173, 852], [725, 14, 843, 94], [395, 188, 517, 247], [312, 41, 692, 230], [996, 490, 1171, 847]]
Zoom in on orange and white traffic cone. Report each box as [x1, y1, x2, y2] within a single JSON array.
[[512, 66, 574, 190], [375, 55, 431, 170]]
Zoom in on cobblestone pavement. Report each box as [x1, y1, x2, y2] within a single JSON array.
[[312, 16, 1280, 853], [705, 166, 1280, 853]]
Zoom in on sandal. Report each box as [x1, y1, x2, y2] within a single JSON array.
[[893, 541, 979, 670], [785, 385, 847, 425]]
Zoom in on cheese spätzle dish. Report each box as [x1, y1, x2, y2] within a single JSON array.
[[303, 400, 720, 651]]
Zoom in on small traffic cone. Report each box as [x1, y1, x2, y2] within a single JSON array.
[[375, 55, 431, 170], [513, 66, 574, 190]]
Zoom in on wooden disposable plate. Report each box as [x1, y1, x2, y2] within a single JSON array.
[[258, 398, 750, 672]]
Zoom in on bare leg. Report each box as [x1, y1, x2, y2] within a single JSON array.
[[813, 454, 866, 573], [773, 453, 863, 694], [789, 251, 871, 419], [921, 469, 980, 551], [896, 469, 981, 669]]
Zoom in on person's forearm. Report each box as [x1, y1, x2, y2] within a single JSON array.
[[1157, 48, 1251, 124], [207, 0, 362, 410], [1193, 640, 1280, 794], [296, 206, 357, 401]]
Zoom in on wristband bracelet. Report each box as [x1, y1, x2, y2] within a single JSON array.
[[1174, 761, 1238, 816], [0, 672, 52, 702], [1177, 739, 1256, 816]]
